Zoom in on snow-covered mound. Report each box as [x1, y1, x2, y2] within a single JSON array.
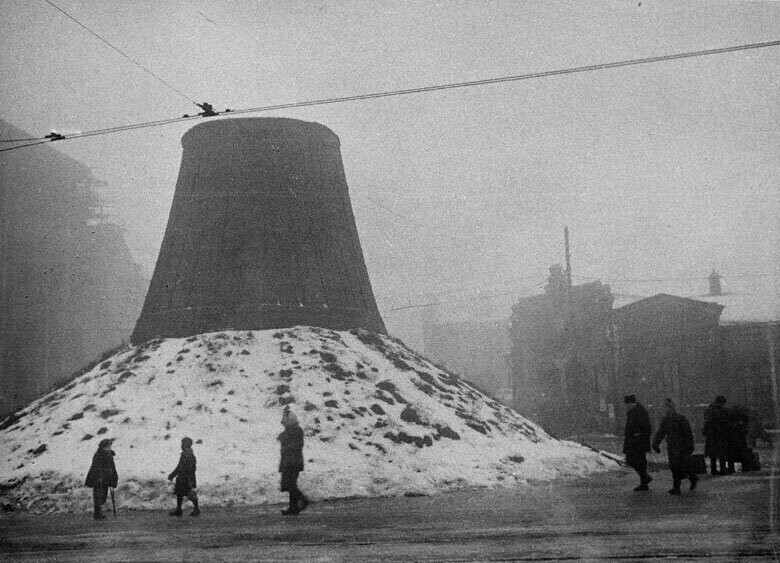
[[0, 327, 616, 513]]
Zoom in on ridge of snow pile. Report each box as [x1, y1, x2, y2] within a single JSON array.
[[0, 327, 616, 513]]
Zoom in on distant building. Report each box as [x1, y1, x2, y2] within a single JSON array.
[[506, 265, 779, 437], [611, 272, 779, 432], [611, 294, 724, 433], [508, 267, 614, 437], [0, 120, 148, 417]]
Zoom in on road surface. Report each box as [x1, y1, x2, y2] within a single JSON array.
[[1, 454, 777, 561]]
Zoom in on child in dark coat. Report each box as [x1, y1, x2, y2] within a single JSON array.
[[85, 438, 118, 520], [168, 437, 200, 517], [278, 409, 309, 515]]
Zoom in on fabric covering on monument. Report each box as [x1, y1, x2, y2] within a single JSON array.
[[131, 118, 386, 343]]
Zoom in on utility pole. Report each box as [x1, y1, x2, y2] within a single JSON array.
[[560, 226, 574, 414], [564, 226, 572, 290]]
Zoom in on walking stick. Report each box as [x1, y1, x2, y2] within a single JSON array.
[[110, 487, 116, 518]]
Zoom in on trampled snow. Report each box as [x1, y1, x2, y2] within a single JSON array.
[[0, 327, 616, 513]]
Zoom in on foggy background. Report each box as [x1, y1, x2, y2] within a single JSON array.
[[2, 0, 778, 350]]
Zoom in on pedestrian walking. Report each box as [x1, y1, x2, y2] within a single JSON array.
[[85, 438, 118, 520], [622, 394, 653, 491], [168, 437, 200, 517], [703, 395, 730, 475], [652, 398, 698, 495], [278, 408, 309, 515]]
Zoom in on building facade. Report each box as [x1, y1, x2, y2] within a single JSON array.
[[508, 270, 614, 437]]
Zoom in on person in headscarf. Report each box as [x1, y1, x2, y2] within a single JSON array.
[[653, 398, 698, 495], [278, 408, 309, 515], [85, 438, 118, 520], [168, 436, 200, 517]]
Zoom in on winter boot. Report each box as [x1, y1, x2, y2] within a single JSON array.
[[299, 495, 310, 512], [94, 510, 107, 520], [668, 488, 681, 495], [633, 484, 649, 491], [689, 475, 698, 491], [190, 505, 200, 517], [169, 508, 183, 517]]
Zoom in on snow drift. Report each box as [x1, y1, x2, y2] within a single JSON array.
[[0, 327, 616, 513]]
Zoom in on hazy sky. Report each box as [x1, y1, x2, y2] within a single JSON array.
[[2, 0, 778, 344]]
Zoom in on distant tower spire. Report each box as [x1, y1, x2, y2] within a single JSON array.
[[708, 270, 722, 296]]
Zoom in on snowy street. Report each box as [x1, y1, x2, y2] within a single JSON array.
[[2, 453, 776, 562]]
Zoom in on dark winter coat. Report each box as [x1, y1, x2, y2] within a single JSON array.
[[169, 447, 197, 496], [653, 412, 694, 464], [703, 403, 730, 458], [85, 449, 118, 489], [278, 424, 304, 473], [727, 410, 750, 463], [623, 403, 652, 455]]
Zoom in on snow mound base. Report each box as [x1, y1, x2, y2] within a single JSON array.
[[0, 327, 616, 513]]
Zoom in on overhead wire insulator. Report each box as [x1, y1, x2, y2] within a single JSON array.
[[183, 102, 224, 118], [196, 102, 218, 117], [45, 132, 65, 141]]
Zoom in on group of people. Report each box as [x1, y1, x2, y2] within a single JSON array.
[[622, 393, 761, 496], [702, 395, 760, 476], [85, 407, 309, 520], [623, 394, 697, 495]]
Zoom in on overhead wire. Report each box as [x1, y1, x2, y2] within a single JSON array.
[[0, 139, 55, 153], [354, 191, 493, 248], [1, 39, 778, 154], [377, 276, 542, 302], [0, 137, 45, 143], [573, 273, 775, 283], [41, 0, 198, 106], [228, 40, 780, 117], [385, 287, 544, 312]]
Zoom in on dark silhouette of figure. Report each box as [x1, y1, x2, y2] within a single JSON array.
[[85, 438, 118, 520], [727, 407, 751, 472], [168, 437, 200, 517], [653, 398, 697, 495], [278, 408, 309, 515], [622, 394, 652, 491], [746, 408, 772, 449], [703, 395, 730, 475]]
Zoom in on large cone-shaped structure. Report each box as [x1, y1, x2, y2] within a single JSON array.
[[131, 118, 386, 343]]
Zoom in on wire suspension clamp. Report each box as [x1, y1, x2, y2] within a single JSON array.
[[183, 102, 233, 118]]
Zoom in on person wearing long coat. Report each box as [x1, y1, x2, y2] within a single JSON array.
[[278, 409, 309, 515], [168, 437, 200, 517], [85, 438, 118, 520], [622, 394, 653, 491], [653, 398, 697, 495], [703, 395, 731, 475], [727, 408, 750, 472]]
